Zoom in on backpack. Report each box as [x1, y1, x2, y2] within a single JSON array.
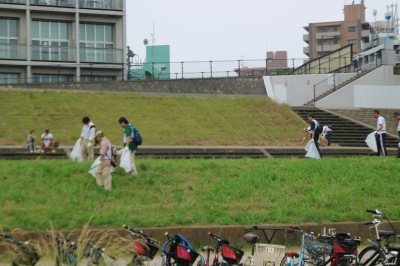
[[315, 124, 323, 134], [110, 145, 120, 167], [327, 124, 333, 130], [130, 125, 142, 145]]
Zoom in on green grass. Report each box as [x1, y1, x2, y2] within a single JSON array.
[[0, 90, 306, 146], [0, 157, 399, 231]]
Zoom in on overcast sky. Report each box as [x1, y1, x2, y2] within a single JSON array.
[[126, 0, 396, 63]]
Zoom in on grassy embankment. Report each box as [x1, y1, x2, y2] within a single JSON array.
[[0, 157, 399, 231], [0, 90, 306, 146]]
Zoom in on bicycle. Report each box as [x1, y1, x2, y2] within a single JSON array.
[[53, 236, 78, 266], [280, 226, 360, 266], [358, 209, 400, 266], [84, 241, 117, 266], [202, 231, 244, 266], [161, 232, 206, 266], [123, 225, 160, 266], [2, 234, 40, 266], [243, 226, 287, 266]]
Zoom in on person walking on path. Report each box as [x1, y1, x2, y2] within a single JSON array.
[[40, 129, 55, 153], [27, 130, 36, 153], [307, 114, 322, 158], [118, 117, 138, 176], [373, 110, 387, 156], [95, 131, 112, 190], [80, 116, 96, 161]]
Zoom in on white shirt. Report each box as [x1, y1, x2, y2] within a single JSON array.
[[397, 121, 400, 132], [41, 133, 53, 147], [81, 121, 96, 141], [323, 125, 332, 133], [376, 116, 386, 134]]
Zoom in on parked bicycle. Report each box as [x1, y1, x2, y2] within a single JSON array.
[[84, 241, 117, 266], [53, 236, 78, 266], [161, 232, 206, 266], [202, 231, 244, 266], [359, 209, 400, 266], [2, 234, 40, 266], [123, 225, 160, 266], [280, 226, 360, 266]]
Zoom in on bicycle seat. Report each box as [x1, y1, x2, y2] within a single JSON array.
[[379, 230, 395, 238], [243, 234, 259, 244], [285, 251, 299, 258], [388, 246, 400, 252], [202, 246, 214, 252]]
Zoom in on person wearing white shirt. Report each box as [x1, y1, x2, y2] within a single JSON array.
[[80, 116, 96, 161], [394, 112, 400, 139], [372, 110, 387, 156], [40, 129, 55, 153]]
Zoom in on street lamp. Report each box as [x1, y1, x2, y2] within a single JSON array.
[[158, 66, 167, 79]]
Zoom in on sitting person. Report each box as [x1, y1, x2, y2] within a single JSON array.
[[27, 130, 36, 153], [41, 129, 55, 153]]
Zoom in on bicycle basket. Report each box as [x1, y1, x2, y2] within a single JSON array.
[[255, 243, 285, 266], [221, 244, 244, 264], [176, 244, 199, 262], [305, 235, 332, 259], [133, 239, 159, 259]]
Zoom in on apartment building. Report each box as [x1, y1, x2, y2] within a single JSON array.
[[0, 0, 126, 84], [303, 1, 370, 59]]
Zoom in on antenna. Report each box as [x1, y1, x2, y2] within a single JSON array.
[[150, 20, 156, 45]]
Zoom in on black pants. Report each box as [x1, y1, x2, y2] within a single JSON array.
[[375, 133, 387, 156], [314, 134, 322, 158]]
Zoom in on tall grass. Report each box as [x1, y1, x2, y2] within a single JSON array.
[[0, 157, 399, 231], [0, 91, 306, 146]]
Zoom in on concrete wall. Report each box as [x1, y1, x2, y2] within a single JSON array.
[[0, 77, 266, 95], [316, 66, 400, 108], [263, 73, 355, 106]]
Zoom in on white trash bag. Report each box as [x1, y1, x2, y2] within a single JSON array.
[[70, 139, 83, 162], [305, 140, 321, 159], [88, 156, 115, 178], [119, 149, 132, 173], [365, 132, 378, 153]]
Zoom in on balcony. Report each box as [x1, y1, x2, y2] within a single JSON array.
[[361, 30, 370, 37], [80, 47, 123, 63], [303, 46, 310, 55], [316, 44, 341, 52], [31, 45, 76, 61], [0, 0, 26, 4], [303, 34, 309, 43], [79, 0, 122, 10], [316, 32, 341, 39], [0, 44, 27, 60], [30, 0, 76, 7]]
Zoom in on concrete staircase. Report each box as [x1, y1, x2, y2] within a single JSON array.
[[292, 106, 399, 147], [304, 70, 372, 106]]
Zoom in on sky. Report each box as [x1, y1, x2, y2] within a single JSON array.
[[126, 0, 396, 63]]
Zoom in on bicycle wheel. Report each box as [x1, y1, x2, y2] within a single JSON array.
[[280, 257, 298, 266], [359, 246, 382, 266], [196, 254, 206, 266]]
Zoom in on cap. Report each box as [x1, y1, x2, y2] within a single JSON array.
[[95, 131, 104, 137]]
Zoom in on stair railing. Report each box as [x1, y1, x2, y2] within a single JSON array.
[[313, 73, 337, 103]]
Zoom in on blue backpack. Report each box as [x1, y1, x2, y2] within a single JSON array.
[[130, 125, 142, 145]]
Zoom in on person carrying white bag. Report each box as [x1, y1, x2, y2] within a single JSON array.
[[118, 117, 139, 176], [92, 131, 112, 190]]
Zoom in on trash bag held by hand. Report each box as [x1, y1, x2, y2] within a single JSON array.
[[305, 140, 321, 159], [88, 157, 116, 178], [70, 139, 83, 162], [119, 149, 132, 173], [365, 132, 378, 153]]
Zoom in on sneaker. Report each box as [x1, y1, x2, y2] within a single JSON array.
[[131, 172, 138, 176], [30, 150, 33, 153], [40, 149, 45, 154], [51, 149, 56, 154]]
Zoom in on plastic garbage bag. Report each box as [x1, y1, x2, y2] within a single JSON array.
[[70, 139, 83, 162], [305, 140, 321, 159], [88, 157, 114, 178], [305, 140, 312, 151], [365, 132, 378, 153], [119, 149, 132, 173]]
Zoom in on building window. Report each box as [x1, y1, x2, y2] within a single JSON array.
[[348, 39, 357, 44], [318, 27, 328, 33], [31, 20, 70, 61], [0, 18, 19, 59], [0, 73, 19, 84], [333, 26, 338, 32], [79, 23, 114, 63], [32, 74, 72, 83], [348, 26, 356, 32]]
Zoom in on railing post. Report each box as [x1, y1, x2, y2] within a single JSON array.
[[313, 84, 316, 104], [333, 74, 336, 91], [237, 60, 241, 76], [181, 61, 184, 79], [152, 62, 155, 80], [209, 61, 213, 78]]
